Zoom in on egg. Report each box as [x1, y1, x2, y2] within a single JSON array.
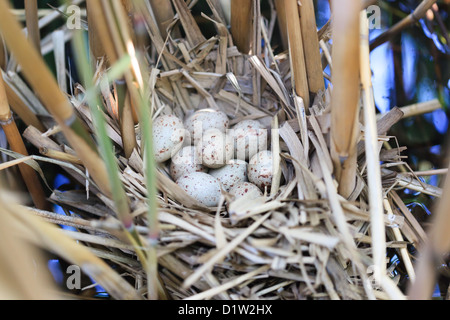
[[232, 119, 268, 161], [153, 114, 185, 163], [170, 146, 208, 181], [176, 172, 222, 207], [197, 129, 234, 169], [229, 182, 263, 200], [209, 159, 248, 192], [248, 150, 273, 190], [184, 109, 229, 145]]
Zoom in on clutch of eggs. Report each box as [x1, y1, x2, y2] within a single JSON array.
[[153, 110, 273, 207]]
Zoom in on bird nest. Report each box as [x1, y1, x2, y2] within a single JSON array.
[[10, 1, 438, 301]]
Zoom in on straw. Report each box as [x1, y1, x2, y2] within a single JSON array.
[[231, 0, 252, 54], [0, 0, 112, 197], [370, 0, 437, 50], [285, 0, 310, 109], [24, 0, 41, 53], [0, 65, 48, 210], [329, 0, 361, 198], [407, 159, 450, 299], [298, 0, 325, 95]]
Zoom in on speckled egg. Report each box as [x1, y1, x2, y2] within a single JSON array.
[[184, 109, 229, 145], [232, 119, 268, 161], [176, 172, 222, 207], [170, 146, 208, 181], [248, 150, 273, 190], [229, 182, 263, 200], [209, 159, 248, 192], [197, 129, 234, 169], [153, 114, 185, 162]]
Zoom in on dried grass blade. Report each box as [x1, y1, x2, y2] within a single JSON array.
[[329, 0, 361, 198], [183, 212, 271, 289]]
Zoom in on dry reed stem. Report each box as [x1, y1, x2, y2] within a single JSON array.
[[2, 74, 45, 132], [285, 0, 310, 108], [0, 0, 431, 300], [329, 0, 361, 198], [298, 0, 325, 94], [360, 9, 387, 280], [230, 0, 252, 54], [86, 2, 107, 64], [0, 0, 112, 197], [360, 11, 406, 300], [150, 0, 181, 39], [24, 0, 40, 53], [0, 35, 5, 70], [5, 197, 143, 300], [0, 70, 48, 210], [86, 1, 116, 63], [172, 0, 206, 48], [274, 0, 288, 51], [383, 198, 416, 282], [370, 0, 437, 50]]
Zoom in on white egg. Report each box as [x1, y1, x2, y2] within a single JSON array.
[[197, 129, 234, 169], [153, 114, 185, 163], [184, 109, 229, 145], [170, 146, 208, 181], [229, 182, 263, 200], [209, 159, 248, 192], [232, 119, 268, 161], [176, 172, 222, 207], [248, 150, 273, 190]]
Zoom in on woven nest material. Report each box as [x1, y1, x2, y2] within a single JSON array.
[[13, 2, 441, 301]]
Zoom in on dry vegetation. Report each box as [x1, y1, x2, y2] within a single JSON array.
[[0, 0, 448, 300]]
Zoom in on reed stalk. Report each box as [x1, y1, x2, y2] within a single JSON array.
[[274, 0, 288, 51], [329, 0, 361, 198], [85, 1, 138, 159], [370, 0, 437, 50], [172, 0, 206, 49], [298, 0, 325, 94], [4, 196, 142, 300], [285, 0, 310, 108], [0, 74, 48, 210], [0, 0, 112, 197], [360, 9, 388, 289], [149, 0, 180, 39], [24, 0, 40, 53], [2, 75, 45, 132], [231, 0, 252, 54]]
